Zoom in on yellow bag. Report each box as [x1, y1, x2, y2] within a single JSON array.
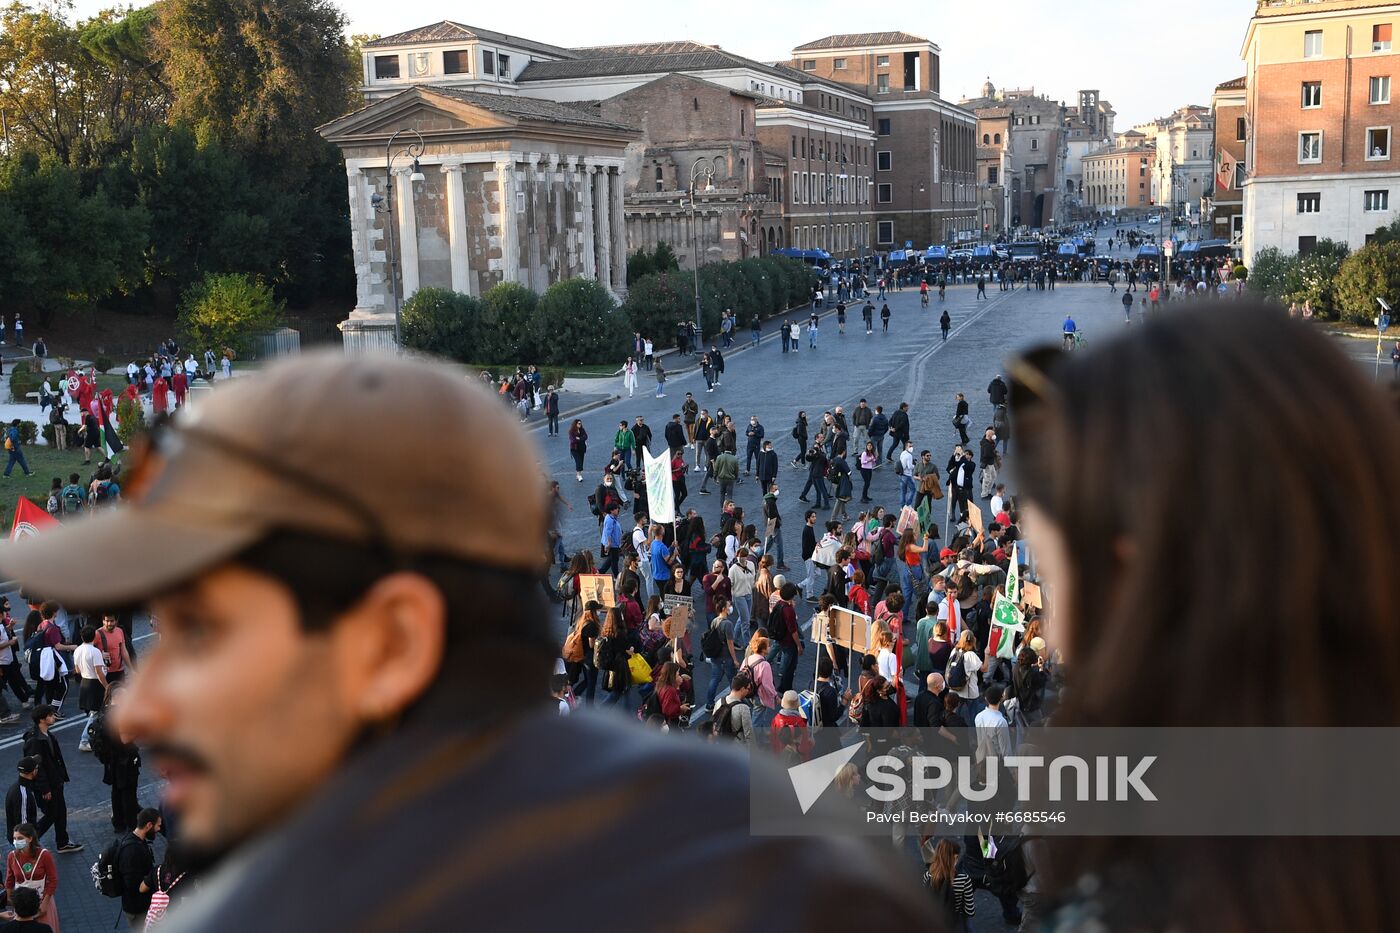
[[627, 653, 652, 685]]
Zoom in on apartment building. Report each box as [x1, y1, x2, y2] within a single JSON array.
[[1241, 0, 1400, 257]]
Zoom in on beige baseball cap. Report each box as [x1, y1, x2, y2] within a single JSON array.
[[0, 350, 548, 607]]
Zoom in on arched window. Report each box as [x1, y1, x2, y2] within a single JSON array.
[[693, 97, 699, 111], [654, 165, 664, 192], [982, 133, 989, 144], [994, 133, 1001, 144], [739, 157, 746, 182]]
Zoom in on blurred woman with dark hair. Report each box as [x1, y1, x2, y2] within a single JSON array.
[[1011, 304, 1400, 931]]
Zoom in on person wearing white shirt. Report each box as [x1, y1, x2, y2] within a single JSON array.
[[948, 630, 983, 712], [974, 684, 1012, 765], [72, 626, 108, 754], [898, 443, 918, 508], [989, 486, 1006, 518], [632, 516, 651, 602], [727, 554, 755, 634]]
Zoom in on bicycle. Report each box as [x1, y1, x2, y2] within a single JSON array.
[[920, 292, 929, 309]]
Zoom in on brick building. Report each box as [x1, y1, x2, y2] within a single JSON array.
[[1240, 0, 1400, 259], [791, 32, 978, 248], [755, 66, 876, 260], [1211, 76, 1248, 244]]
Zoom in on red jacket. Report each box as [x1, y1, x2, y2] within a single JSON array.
[[769, 710, 813, 759]]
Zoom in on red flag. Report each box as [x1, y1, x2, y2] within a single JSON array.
[[10, 497, 57, 540]]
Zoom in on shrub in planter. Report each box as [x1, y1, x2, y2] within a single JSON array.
[[41, 424, 81, 448], [17, 422, 37, 445], [116, 396, 147, 445], [8, 362, 40, 403]]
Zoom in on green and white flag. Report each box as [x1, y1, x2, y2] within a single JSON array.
[[988, 592, 1025, 660], [642, 444, 675, 524], [1005, 542, 1021, 605]]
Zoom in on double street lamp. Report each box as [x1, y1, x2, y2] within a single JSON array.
[[686, 157, 717, 354], [369, 128, 427, 347]]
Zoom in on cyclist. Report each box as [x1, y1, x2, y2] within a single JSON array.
[[1062, 314, 1078, 351], [919, 279, 929, 308]]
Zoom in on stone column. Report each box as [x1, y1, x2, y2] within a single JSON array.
[[394, 168, 420, 300], [609, 166, 627, 296], [441, 163, 473, 296], [594, 164, 612, 293], [580, 161, 597, 279], [494, 158, 520, 284]]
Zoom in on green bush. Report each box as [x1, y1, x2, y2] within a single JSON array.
[[115, 395, 146, 445], [17, 421, 36, 445], [621, 256, 817, 349], [1288, 239, 1349, 318], [177, 272, 284, 359], [400, 287, 481, 362], [94, 355, 115, 374], [1247, 247, 1296, 303], [41, 424, 80, 447], [8, 361, 41, 403], [1334, 241, 1400, 325], [480, 282, 539, 362], [532, 278, 629, 366]]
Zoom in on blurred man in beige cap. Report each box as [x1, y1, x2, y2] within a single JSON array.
[[0, 350, 930, 931]]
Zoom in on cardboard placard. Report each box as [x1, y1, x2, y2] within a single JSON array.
[[896, 505, 919, 536], [577, 574, 616, 609], [827, 607, 873, 654], [1020, 581, 1043, 611], [663, 603, 690, 641], [967, 502, 984, 534]]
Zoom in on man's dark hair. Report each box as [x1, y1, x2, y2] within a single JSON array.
[[985, 684, 1005, 706], [779, 582, 798, 601], [818, 656, 834, 678], [137, 807, 162, 830], [232, 530, 553, 717], [80, 624, 96, 644], [31, 704, 55, 724], [9, 885, 39, 919]]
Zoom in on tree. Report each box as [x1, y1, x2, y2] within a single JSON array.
[[1286, 238, 1349, 318], [626, 248, 654, 286], [0, 2, 168, 167], [1334, 242, 1400, 325], [532, 279, 629, 366], [622, 271, 693, 345], [1246, 247, 1297, 304], [176, 272, 283, 357], [480, 282, 539, 362], [651, 241, 680, 273], [1368, 217, 1400, 247], [0, 151, 147, 321], [400, 288, 481, 361], [151, 0, 358, 172]]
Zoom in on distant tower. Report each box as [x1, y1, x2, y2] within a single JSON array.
[[1079, 89, 1101, 134], [981, 77, 996, 100]]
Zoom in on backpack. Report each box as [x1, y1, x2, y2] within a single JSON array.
[[24, 629, 47, 680], [93, 835, 135, 897], [87, 709, 112, 765], [46, 493, 60, 516], [700, 618, 726, 660], [562, 623, 585, 664], [869, 533, 886, 566], [712, 697, 740, 739], [946, 649, 969, 690]]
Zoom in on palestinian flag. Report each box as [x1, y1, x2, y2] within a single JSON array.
[[987, 592, 1025, 660]]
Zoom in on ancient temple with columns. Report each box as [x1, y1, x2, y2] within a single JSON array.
[[318, 86, 636, 351]]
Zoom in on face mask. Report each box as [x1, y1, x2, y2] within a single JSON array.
[[12, 840, 27, 852]]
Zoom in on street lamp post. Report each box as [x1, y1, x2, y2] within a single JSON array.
[[369, 128, 427, 348], [686, 156, 717, 355]]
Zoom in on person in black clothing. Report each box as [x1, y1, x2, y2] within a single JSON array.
[[859, 676, 900, 756], [948, 449, 976, 522], [744, 417, 765, 475], [912, 673, 947, 730], [940, 308, 952, 342], [790, 411, 808, 466], [543, 387, 561, 436], [756, 441, 779, 492], [5, 757, 40, 840], [886, 403, 911, 461], [631, 416, 652, 456], [99, 708, 143, 833], [118, 808, 161, 928], [799, 445, 830, 509], [952, 393, 971, 445], [664, 414, 687, 454], [20, 706, 79, 852], [987, 374, 1008, 408]]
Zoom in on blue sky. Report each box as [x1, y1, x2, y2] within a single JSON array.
[[69, 0, 1251, 128]]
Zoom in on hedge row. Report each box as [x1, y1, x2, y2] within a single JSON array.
[[622, 256, 820, 350]]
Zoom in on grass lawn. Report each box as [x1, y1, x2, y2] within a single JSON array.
[[564, 364, 622, 378], [0, 443, 122, 523]]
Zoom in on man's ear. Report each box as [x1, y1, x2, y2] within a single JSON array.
[[328, 572, 446, 724]]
